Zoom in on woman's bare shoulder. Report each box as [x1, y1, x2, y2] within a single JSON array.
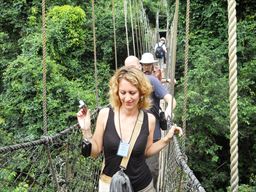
[[97, 107, 110, 120], [146, 112, 155, 122]]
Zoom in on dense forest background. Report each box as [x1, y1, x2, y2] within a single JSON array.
[[0, 0, 255, 191]]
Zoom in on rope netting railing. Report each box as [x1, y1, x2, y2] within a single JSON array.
[[158, 81, 206, 192], [0, 117, 205, 192], [160, 136, 206, 192], [0, 109, 101, 192], [0, 107, 205, 192]]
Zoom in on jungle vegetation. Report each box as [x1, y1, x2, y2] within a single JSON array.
[[0, 0, 255, 191]]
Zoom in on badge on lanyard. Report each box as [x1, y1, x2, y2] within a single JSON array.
[[117, 141, 130, 157]]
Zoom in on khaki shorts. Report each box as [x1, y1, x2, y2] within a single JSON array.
[[98, 179, 110, 192], [98, 177, 155, 192]]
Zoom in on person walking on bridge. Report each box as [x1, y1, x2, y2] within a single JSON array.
[[77, 66, 182, 192], [125, 54, 177, 189], [154, 37, 167, 69]]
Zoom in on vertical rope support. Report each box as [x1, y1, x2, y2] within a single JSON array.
[[123, 0, 130, 56], [92, 0, 99, 107], [42, 0, 47, 136], [153, 28, 157, 53], [140, 19, 145, 53], [134, 19, 140, 57], [137, 4, 143, 55], [129, 0, 136, 56], [144, 18, 148, 52], [178, 0, 189, 191], [156, 11, 159, 42], [134, 0, 140, 57], [182, 0, 190, 151], [140, 1, 146, 53], [170, 0, 179, 97], [112, 0, 118, 70], [227, 0, 239, 191], [41, 0, 60, 190], [147, 21, 152, 52], [164, 0, 169, 73], [136, 0, 142, 55], [140, 4, 146, 53], [142, 9, 147, 52]]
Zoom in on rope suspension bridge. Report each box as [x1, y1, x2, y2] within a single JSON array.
[[0, 0, 239, 191]]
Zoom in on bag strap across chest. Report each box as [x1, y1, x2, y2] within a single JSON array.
[[120, 110, 144, 169], [100, 110, 144, 183]]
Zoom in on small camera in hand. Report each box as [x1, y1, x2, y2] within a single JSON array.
[[79, 100, 87, 115], [159, 111, 167, 130]]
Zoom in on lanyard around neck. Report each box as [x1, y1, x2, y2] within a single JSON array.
[[118, 109, 139, 143]]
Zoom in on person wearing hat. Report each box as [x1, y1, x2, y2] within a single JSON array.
[[154, 37, 167, 67], [125, 54, 162, 81], [139, 52, 176, 189], [139, 53, 159, 75]]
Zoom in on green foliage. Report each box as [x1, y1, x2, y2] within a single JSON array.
[[0, 168, 17, 183], [92, 0, 128, 66], [236, 15, 256, 186], [0, 169, 17, 192], [0, 54, 97, 140], [0, 1, 114, 191], [93, 2, 116, 62], [0, 127, 13, 145], [0, 31, 21, 92], [13, 183, 29, 192], [0, 168, 29, 192], [175, 1, 256, 191], [0, 0, 255, 191], [20, 32, 42, 56], [227, 184, 256, 192], [47, 5, 87, 61], [143, 0, 159, 16], [1, 1, 27, 37], [0, 1, 113, 145]]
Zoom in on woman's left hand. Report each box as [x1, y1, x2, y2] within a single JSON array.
[[164, 124, 183, 141]]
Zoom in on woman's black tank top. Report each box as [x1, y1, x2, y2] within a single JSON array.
[[102, 108, 152, 191]]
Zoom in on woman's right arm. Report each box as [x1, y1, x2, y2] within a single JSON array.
[[77, 108, 109, 158]]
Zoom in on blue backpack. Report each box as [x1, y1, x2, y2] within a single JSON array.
[[155, 43, 164, 58]]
